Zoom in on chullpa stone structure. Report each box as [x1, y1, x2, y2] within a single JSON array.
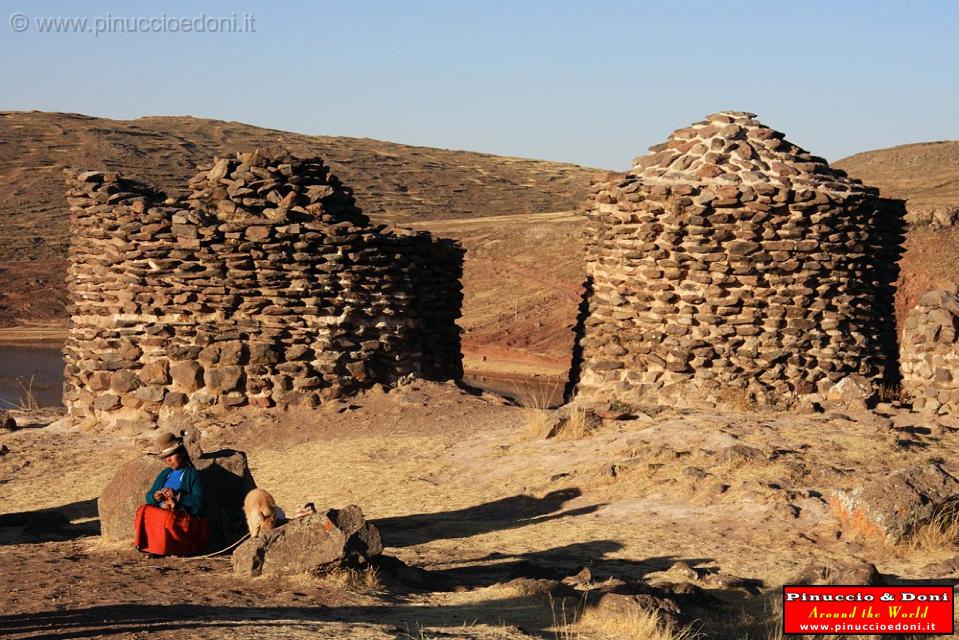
[[570, 111, 902, 408], [900, 286, 959, 415], [63, 149, 463, 429]]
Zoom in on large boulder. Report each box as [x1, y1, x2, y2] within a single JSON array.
[[232, 505, 383, 577], [830, 463, 959, 544], [98, 447, 255, 549], [98, 454, 165, 541]]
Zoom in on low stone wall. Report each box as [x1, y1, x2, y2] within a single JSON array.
[[63, 149, 463, 429], [904, 205, 959, 230], [901, 287, 959, 415]]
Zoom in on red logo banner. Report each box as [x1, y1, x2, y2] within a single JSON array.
[[783, 585, 954, 635]]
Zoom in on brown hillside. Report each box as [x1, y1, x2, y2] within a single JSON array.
[[0, 112, 599, 354], [835, 140, 959, 207]]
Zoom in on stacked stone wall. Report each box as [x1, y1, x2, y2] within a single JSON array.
[[63, 150, 462, 428], [572, 112, 903, 408], [901, 287, 959, 415]]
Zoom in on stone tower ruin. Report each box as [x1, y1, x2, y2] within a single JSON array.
[[63, 149, 463, 429], [571, 111, 902, 408]]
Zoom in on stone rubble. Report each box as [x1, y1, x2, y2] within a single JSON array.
[[571, 111, 902, 408], [63, 149, 463, 428]]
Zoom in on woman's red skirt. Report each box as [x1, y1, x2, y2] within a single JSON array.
[[134, 504, 209, 556]]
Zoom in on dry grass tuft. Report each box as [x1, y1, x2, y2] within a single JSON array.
[[315, 564, 382, 593], [3, 375, 40, 411], [714, 386, 756, 412], [575, 606, 701, 640], [877, 383, 905, 404], [553, 406, 593, 441], [903, 502, 959, 555], [550, 596, 700, 640], [513, 381, 562, 437]]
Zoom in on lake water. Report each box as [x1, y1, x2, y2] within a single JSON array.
[[0, 346, 64, 409], [0, 346, 564, 411], [461, 374, 567, 408]]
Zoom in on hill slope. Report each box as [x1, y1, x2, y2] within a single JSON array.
[[835, 140, 959, 207]]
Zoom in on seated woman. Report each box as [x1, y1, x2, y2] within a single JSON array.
[[134, 432, 209, 556]]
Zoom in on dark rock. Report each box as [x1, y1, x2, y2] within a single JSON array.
[[232, 505, 382, 577], [110, 370, 141, 394], [921, 555, 959, 579], [499, 577, 573, 597], [0, 411, 17, 431], [170, 361, 204, 392], [789, 561, 886, 586], [701, 573, 763, 594], [715, 444, 765, 464], [562, 567, 593, 586], [654, 580, 721, 607], [327, 505, 384, 561], [204, 366, 243, 394], [93, 393, 121, 411], [830, 463, 959, 544], [138, 361, 170, 386]]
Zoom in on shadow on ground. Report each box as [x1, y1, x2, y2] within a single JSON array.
[[375, 488, 602, 548], [0, 498, 99, 545]]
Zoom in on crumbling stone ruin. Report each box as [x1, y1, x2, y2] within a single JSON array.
[[570, 111, 903, 408], [900, 287, 959, 415], [904, 205, 959, 230], [63, 149, 463, 428]]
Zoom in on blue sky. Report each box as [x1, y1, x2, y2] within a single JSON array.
[[1, 1, 956, 168]]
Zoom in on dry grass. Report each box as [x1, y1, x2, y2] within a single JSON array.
[[714, 386, 757, 412], [513, 380, 562, 437], [902, 502, 959, 555], [548, 596, 700, 640], [315, 565, 383, 593], [553, 406, 592, 441], [2, 375, 40, 411], [877, 383, 905, 404], [575, 606, 701, 640]]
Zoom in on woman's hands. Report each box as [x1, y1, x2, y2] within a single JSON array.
[[154, 488, 176, 509]]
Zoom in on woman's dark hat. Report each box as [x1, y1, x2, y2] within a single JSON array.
[[156, 432, 184, 457]]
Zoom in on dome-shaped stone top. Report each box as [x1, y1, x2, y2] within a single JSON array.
[[632, 111, 873, 195]]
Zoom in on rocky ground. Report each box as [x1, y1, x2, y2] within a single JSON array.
[[1, 381, 958, 639]]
